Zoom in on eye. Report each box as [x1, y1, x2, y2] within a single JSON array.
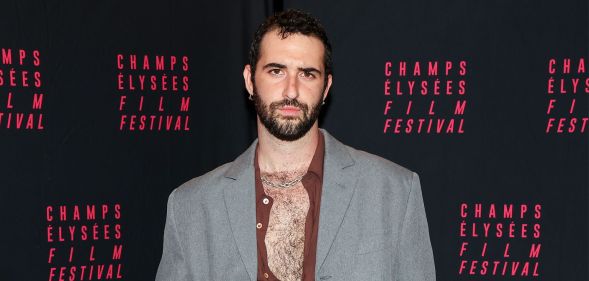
[[300, 71, 316, 79], [268, 69, 283, 76]]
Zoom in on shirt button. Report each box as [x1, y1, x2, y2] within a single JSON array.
[[264, 272, 269, 278], [262, 198, 270, 204], [256, 223, 263, 229]]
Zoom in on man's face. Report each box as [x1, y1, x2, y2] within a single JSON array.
[[244, 30, 332, 141]]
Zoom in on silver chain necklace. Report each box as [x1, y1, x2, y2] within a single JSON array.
[[260, 175, 304, 188]]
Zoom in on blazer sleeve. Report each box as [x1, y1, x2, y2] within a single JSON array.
[[156, 189, 189, 281], [397, 172, 436, 281]]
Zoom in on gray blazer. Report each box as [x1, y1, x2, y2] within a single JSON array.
[[156, 130, 436, 281]]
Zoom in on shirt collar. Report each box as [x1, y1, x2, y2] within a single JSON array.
[[306, 130, 325, 181], [253, 130, 325, 180]]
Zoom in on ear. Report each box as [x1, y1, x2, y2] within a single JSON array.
[[243, 64, 254, 95], [322, 74, 333, 102]]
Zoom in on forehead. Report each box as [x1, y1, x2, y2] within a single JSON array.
[[258, 30, 325, 69]]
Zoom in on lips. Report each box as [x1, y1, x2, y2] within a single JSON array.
[[280, 105, 301, 111], [269, 99, 308, 118], [278, 106, 302, 117]]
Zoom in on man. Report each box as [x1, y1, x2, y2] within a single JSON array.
[[156, 9, 435, 281]]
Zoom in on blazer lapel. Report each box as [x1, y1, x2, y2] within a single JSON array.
[[220, 131, 357, 279], [223, 141, 258, 281], [316, 130, 357, 275]]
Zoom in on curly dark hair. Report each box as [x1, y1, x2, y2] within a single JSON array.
[[248, 9, 332, 87]]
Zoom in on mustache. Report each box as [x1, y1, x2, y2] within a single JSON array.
[[269, 99, 309, 113]]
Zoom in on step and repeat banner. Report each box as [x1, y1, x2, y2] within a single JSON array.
[[1, 0, 587, 280]]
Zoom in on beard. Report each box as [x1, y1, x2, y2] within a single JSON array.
[[252, 85, 323, 142]]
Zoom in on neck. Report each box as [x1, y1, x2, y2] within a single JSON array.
[[257, 121, 320, 173]]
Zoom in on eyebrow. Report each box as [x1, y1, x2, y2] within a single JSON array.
[[262, 63, 322, 75], [299, 67, 322, 75]]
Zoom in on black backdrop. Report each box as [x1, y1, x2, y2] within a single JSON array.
[[1, 0, 587, 280]]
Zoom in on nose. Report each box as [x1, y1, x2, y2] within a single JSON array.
[[282, 73, 299, 100]]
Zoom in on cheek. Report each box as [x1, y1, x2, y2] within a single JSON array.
[[255, 75, 284, 94], [299, 81, 325, 98], [303, 81, 320, 91]]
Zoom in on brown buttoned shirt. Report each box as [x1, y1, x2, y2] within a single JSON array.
[[254, 132, 325, 281]]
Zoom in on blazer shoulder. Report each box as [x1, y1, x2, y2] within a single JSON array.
[[345, 145, 416, 184], [170, 162, 233, 203]]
